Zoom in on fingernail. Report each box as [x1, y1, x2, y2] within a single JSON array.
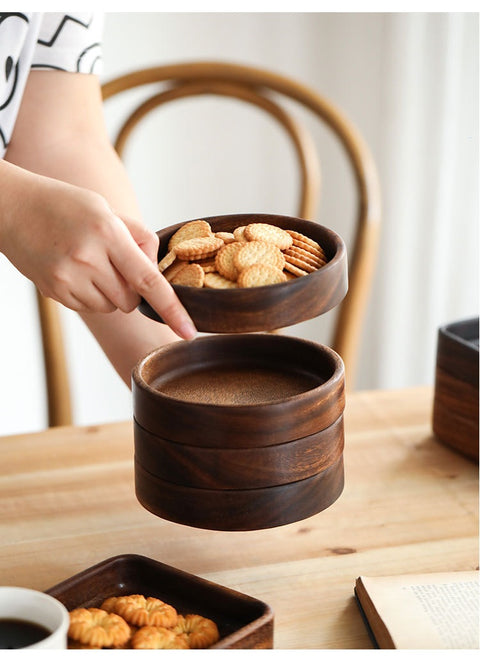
[[179, 320, 198, 341]]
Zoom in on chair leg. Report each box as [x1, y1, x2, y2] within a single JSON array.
[[35, 289, 73, 427]]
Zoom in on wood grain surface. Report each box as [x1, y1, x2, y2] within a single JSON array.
[[0, 387, 477, 649], [133, 415, 344, 489]]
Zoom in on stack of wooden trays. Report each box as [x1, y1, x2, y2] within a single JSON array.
[[133, 334, 345, 531], [134, 213, 348, 531]]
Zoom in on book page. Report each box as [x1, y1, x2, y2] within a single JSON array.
[[359, 571, 479, 649]]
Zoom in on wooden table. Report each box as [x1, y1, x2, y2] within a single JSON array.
[[0, 387, 477, 649]]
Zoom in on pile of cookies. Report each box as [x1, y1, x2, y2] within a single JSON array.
[[67, 594, 220, 649], [158, 220, 328, 289]]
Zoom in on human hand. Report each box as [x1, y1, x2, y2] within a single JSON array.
[[0, 168, 197, 340]]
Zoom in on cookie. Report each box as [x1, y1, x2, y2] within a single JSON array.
[[215, 241, 243, 281], [237, 263, 287, 287], [285, 246, 326, 268], [173, 614, 220, 649], [204, 272, 238, 289], [157, 249, 177, 273], [195, 256, 218, 273], [244, 223, 293, 250], [131, 626, 189, 650], [100, 597, 119, 613], [285, 229, 324, 254], [110, 595, 178, 628], [283, 261, 309, 277], [284, 252, 317, 274], [162, 259, 189, 282], [234, 240, 285, 272], [67, 638, 102, 649], [173, 236, 224, 261], [170, 262, 205, 287], [167, 220, 213, 251], [233, 225, 248, 242], [68, 608, 131, 649], [215, 231, 235, 244], [292, 239, 326, 261]]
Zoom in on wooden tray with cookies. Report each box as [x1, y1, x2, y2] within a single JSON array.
[[46, 554, 273, 649], [138, 212, 348, 332]]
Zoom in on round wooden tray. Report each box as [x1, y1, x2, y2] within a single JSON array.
[[133, 333, 345, 447], [134, 415, 344, 490], [135, 455, 345, 531], [138, 213, 348, 333]]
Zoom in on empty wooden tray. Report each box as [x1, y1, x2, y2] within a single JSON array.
[[138, 212, 348, 333], [133, 333, 345, 447], [46, 554, 273, 649]]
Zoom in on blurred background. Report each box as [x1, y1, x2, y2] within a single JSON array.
[[0, 11, 478, 434]]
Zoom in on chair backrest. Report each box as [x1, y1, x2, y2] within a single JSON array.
[[37, 60, 381, 426]]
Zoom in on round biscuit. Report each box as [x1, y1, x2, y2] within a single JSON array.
[[170, 262, 205, 287], [204, 272, 238, 289], [237, 263, 287, 288], [162, 259, 189, 282], [284, 253, 316, 273], [234, 240, 285, 272], [285, 229, 322, 252], [157, 249, 177, 272], [244, 223, 293, 250], [215, 242, 243, 281], [285, 246, 325, 268], [173, 236, 224, 261], [233, 226, 248, 242], [167, 220, 213, 251], [215, 231, 236, 244], [195, 257, 218, 273], [290, 237, 326, 260], [283, 261, 309, 277]]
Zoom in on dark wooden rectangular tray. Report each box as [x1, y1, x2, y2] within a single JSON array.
[[433, 317, 479, 462], [46, 554, 273, 649]]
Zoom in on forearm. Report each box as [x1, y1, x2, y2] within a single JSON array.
[[5, 71, 182, 385]]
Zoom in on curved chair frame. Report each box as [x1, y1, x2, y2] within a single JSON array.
[[37, 60, 381, 426]]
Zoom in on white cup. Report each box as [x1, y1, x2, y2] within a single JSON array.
[[0, 587, 69, 649]]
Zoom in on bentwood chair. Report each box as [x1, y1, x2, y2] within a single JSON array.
[[37, 60, 381, 426]]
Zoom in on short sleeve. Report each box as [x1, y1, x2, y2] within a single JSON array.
[[31, 12, 104, 74]]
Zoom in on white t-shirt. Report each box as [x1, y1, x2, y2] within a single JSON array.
[[0, 12, 104, 158]]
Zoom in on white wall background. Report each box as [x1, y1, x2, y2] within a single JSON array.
[[0, 12, 478, 435]]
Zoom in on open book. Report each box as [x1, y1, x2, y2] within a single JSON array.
[[354, 570, 479, 649]]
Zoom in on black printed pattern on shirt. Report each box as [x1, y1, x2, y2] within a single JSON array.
[[0, 12, 103, 155]]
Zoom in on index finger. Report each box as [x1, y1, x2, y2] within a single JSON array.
[[109, 228, 197, 340]]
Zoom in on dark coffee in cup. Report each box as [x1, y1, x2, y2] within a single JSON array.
[[0, 618, 51, 649]]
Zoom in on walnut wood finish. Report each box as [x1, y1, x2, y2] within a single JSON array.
[[134, 415, 344, 490], [47, 554, 274, 649], [138, 213, 347, 333], [102, 60, 381, 386], [135, 455, 344, 531], [433, 317, 479, 462], [132, 333, 345, 447]]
